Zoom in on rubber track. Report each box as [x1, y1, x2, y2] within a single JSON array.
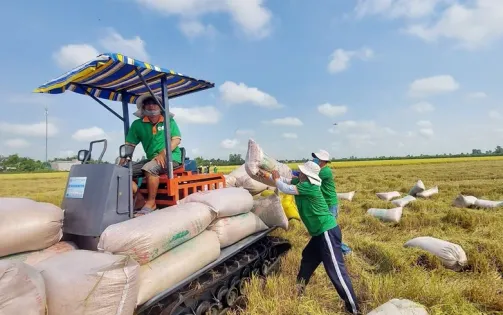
[[137, 236, 291, 315]]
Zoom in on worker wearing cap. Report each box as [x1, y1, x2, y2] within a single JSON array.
[[311, 149, 352, 255], [259, 161, 359, 315], [120, 94, 182, 213]]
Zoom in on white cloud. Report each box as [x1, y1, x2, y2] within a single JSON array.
[[384, 127, 397, 135], [411, 101, 435, 113], [5, 138, 30, 149], [72, 127, 107, 142], [328, 47, 374, 73], [468, 91, 487, 98], [406, 1, 503, 50], [219, 81, 281, 108], [171, 106, 221, 124], [409, 75, 459, 97], [178, 20, 217, 38], [220, 139, 239, 149], [135, 0, 273, 39], [355, 0, 450, 19], [235, 129, 254, 136], [191, 148, 200, 155], [0, 121, 58, 137], [99, 28, 149, 61], [489, 110, 501, 120], [417, 120, 432, 127], [53, 44, 99, 70], [317, 103, 348, 117], [419, 128, 435, 138], [263, 117, 303, 126], [282, 133, 298, 139]]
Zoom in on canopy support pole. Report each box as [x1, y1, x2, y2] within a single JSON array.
[[79, 86, 124, 121], [121, 93, 130, 140], [134, 68, 165, 111], [161, 75, 174, 179]]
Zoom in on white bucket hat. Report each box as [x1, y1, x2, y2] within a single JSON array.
[[133, 94, 174, 118], [312, 149, 330, 162], [298, 161, 322, 186]]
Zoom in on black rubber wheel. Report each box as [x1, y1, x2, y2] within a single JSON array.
[[225, 287, 239, 307], [261, 260, 271, 276], [241, 266, 251, 278], [205, 303, 220, 315], [196, 301, 211, 315], [216, 286, 228, 303], [239, 277, 251, 294]]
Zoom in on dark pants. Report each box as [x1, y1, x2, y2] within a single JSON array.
[[297, 225, 359, 314], [131, 159, 180, 178]]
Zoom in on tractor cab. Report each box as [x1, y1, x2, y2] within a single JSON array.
[[34, 53, 225, 250]]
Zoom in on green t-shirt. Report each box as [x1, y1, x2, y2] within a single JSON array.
[[125, 116, 182, 163], [291, 178, 337, 236], [319, 166, 338, 207]]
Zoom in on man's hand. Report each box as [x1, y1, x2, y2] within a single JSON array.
[[118, 158, 127, 166], [154, 150, 167, 169], [271, 170, 280, 181]]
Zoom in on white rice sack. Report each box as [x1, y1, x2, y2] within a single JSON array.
[[98, 202, 214, 265], [391, 195, 416, 207], [244, 139, 293, 187], [224, 174, 237, 187], [408, 179, 425, 196], [338, 191, 356, 201], [417, 186, 439, 198], [0, 260, 47, 315], [209, 212, 269, 248], [376, 191, 401, 201], [1, 241, 78, 266], [179, 187, 254, 217], [404, 236, 467, 271], [35, 250, 140, 315], [452, 194, 478, 208], [473, 199, 503, 209], [367, 298, 429, 315], [0, 198, 64, 257], [251, 190, 289, 230], [137, 230, 220, 305], [367, 207, 403, 223]]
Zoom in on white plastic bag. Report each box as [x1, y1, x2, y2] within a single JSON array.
[[367, 298, 429, 315], [209, 212, 269, 248], [338, 191, 356, 201], [391, 195, 416, 207], [408, 180, 425, 196], [251, 190, 289, 230], [404, 236, 467, 271], [178, 187, 254, 218], [417, 186, 439, 198], [137, 230, 221, 305], [0, 260, 47, 315], [376, 191, 401, 201], [452, 195, 477, 208], [367, 207, 403, 223], [35, 250, 140, 315], [473, 199, 503, 209], [1, 241, 77, 266], [244, 139, 293, 187], [98, 202, 214, 264], [0, 198, 64, 257]]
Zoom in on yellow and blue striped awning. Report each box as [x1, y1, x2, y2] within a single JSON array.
[[34, 53, 214, 104]]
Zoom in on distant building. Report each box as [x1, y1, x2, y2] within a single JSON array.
[[50, 159, 79, 171]]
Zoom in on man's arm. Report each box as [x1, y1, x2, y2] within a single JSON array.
[[275, 179, 299, 195]]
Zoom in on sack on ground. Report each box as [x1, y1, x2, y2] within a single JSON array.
[[367, 298, 429, 315], [408, 180, 425, 196], [0, 260, 46, 315], [280, 193, 301, 220], [338, 191, 356, 201], [251, 190, 289, 230], [391, 195, 416, 207], [367, 207, 403, 223], [404, 236, 467, 271], [98, 202, 214, 264], [452, 194, 477, 208], [35, 250, 140, 315], [417, 186, 439, 198], [244, 139, 293, 187], [179, 187, 254, 217], [473, 199, 503, 209], [137, 230, 220, 305], [1, 241, 77, 266], [209, 212, 269, 248], [0, 198, 64, 257], [376, 191, 401, 201]]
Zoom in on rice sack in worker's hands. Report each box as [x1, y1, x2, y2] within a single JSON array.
[[245, 139, 293, 186]]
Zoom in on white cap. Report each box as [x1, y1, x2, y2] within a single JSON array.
[[312, 149, 330, 162], [298, 161, 322, 186]]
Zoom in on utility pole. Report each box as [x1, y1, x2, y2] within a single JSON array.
[[45, 105, 48, 163]]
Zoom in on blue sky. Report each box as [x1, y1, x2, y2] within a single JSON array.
[[1, 0, 503, 162]]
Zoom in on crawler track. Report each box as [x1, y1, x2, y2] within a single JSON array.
[[136, 236, 291, 315]]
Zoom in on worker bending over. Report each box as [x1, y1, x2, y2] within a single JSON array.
[[120, 94, 182, 213], [259, 161, 360, 315]]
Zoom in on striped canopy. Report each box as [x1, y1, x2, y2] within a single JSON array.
[[34, 53, 214, 104]]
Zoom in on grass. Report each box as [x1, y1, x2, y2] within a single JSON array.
[[1, 158, 503, 314]]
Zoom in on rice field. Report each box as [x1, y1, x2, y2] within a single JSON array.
[[1, 157, 502, 314]]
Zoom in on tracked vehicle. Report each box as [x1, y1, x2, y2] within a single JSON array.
[[34, 53, 292, 315]]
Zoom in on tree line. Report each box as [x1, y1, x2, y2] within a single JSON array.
[[1, 145, 502, 173]]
